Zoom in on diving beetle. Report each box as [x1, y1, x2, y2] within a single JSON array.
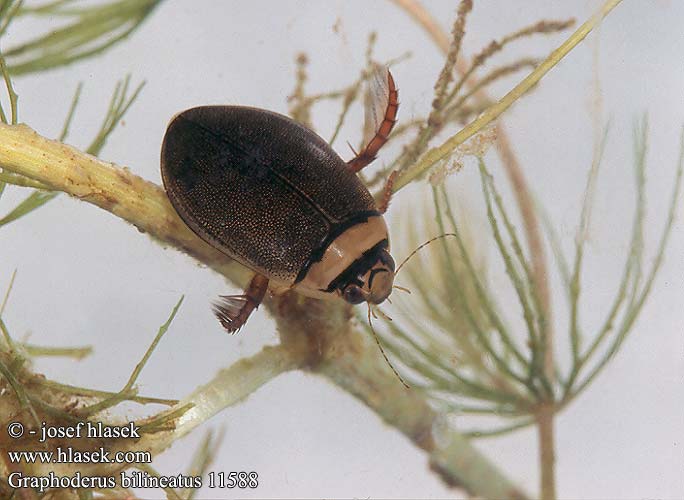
[[161, 67, 399, 334]]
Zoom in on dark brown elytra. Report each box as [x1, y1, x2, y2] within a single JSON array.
[[161, 67, 399, 335]]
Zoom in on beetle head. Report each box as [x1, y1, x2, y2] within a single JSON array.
[[340, 246, 395, 305]]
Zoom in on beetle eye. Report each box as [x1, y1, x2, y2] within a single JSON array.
[[343, 284, 365, 305]]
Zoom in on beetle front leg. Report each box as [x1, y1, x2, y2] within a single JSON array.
[[212, 273, 269, 334]]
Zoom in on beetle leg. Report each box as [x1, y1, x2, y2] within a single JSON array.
[[347, 69, 399, 173], [212, 274, 269, 334], [377, 170, 398, 214]]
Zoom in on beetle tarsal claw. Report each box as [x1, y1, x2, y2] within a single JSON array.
[[212, 296, 250, 334], [215, 295, 248, 313], [212, 295, 256, 335], [211, 274, 270, 334]]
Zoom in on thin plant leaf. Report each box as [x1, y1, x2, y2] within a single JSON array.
[[77, 295, 184, 416], [463, 418, 535, 438], [0, 355, 39, 426], [0, 171, 51, 189], [393, 0, 623, 192], [0, 190, 58, 228], [569, 124, 684, 399], [0, 0, 23, 39], [568, 124, 611, 361], [436, 187, 532, 388], [563, 121, 645, 394], [182, 429, 224, 500], [0, 316, 14, 351], [20, 342, 92, 360], [0, 268, 17, 315], [478, 162, 539, 365], [478, 164, 554, 396], [6, 0, 162, 75], [135, 463, 183, 500], [87, 75, 145, 155], [59, 81, 83, 141], [137, 402, 194, 434], [0, 50, 19, 124]]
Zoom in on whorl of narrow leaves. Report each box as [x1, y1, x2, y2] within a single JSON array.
[[2, 0, 162, 76], [376, 121, 683, 438]]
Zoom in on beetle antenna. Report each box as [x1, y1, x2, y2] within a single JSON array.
[[395, 233, 458, 275], [393, 285, 412, 294], [373, 306, 393, 322], [367, 303, 409, 388], [346, 140, 359, 156]]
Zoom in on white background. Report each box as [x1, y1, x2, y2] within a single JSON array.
[[1, 1, 683, 498]]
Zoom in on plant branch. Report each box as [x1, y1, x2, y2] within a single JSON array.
[[536, 402, 556, 500], [0, 123, 527, 497], [275, 293, 529, 499], [0, 123, 253, 288], [152, 344, 301, 443]]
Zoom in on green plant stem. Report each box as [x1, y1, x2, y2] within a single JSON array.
[[39, 378, 177, 406], [276, 294, 530, 499], [0, 123, 253, 288], [169, 345, 300, 439], [21, 342, 92, 359], [0, 124, 528, 496], [569, 126, 611, 363], [0, 344, 298, 485], [537, 403, 556, 500]]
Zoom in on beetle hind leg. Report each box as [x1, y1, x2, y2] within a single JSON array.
[[212, 274, 269, 334], [347, 68, 399, 173]]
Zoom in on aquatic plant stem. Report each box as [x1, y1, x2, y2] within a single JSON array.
[[537, 402, 556, 500], [0, 123, 527, 498]]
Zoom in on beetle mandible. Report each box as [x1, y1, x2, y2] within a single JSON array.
[[161, 67, 399, 334]]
